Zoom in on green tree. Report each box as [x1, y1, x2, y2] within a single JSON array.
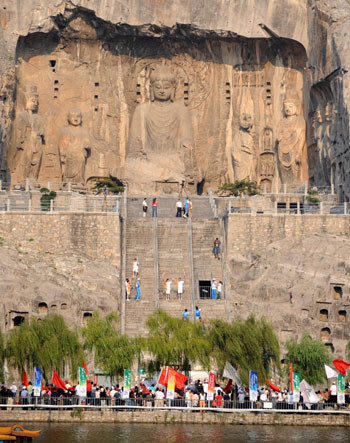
[[82, 312, 136, 377], [284, 333, 331, 385], [208, 316, 280, 386], [217, 180, 260, 197], [6, 314, 83, 382], [0, 331, 5, 383], [306, 189, 320, 204], [145, 309, 210, 373], [92, 178, 124, 194]]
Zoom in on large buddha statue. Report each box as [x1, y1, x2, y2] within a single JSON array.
[[8, 83, 45, 185], [117, 65, 194, 192], [276, 90, 306, 184], [59, 108, 90, 184]]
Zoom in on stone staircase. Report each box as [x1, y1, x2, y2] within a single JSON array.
[[124, 218, 156, 336], [123, 196, 227, 336], [157, 218, 193, 316], [192, 219, 226, 321]]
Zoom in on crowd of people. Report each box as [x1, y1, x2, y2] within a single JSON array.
[[1, 379, 350, 410]]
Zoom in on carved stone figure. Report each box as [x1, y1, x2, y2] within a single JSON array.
[[59, 109, 90, 184], [8, 84, 45, 183], [232, 113, 255, 181], [117, 65, 194, 191], [276, 91, 306, 184]]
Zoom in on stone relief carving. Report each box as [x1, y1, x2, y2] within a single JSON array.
[[276, 90, 306, 184], [232, 112, 255, 181], [8, 84, 45, 184], [259, 127, 275, 190], [116, 65, 195, 192], [59, 109, 91, 184]]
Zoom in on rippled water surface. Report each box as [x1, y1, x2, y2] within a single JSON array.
[[18, 423, 350, 443]]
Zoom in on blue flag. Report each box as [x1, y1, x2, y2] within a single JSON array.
[[34, 367, 41, 397]]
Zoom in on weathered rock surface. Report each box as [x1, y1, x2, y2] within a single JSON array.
[[0, 235, 120, 329], [229, 232, 350, 355]]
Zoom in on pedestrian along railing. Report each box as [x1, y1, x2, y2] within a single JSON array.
[[0, 397, 348, 412]]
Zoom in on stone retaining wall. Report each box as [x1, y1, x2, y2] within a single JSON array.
[[0, 213, 121, 265], [1, 409, 350, 426], [227, 214, 350, 255]]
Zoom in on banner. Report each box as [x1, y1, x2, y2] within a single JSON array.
[[34, 367, 42, 397], [292, 372, 300, 403], [166, 368, 176, 400], [79, 366, 87, 397], [300, 379, 319, 409], [289, 363, 293, 392], [124, 369, 131, 398], [207, 371, 215, 401], [249, 371, 258, 402], [223, 361, 241, 386], [324, 364, 338, 379], [337, 373, 345, 405]]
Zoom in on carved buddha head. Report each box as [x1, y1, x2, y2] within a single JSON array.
[[239, 113, 253, 130], [150, 66, 176, 102], [23, 84, 39, 113], [68, 108, 82, 126], [283, 90, 301, 117]]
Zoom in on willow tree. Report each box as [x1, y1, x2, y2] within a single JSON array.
[[145, 309, 210, 373], [0, 331, 5, 382], [208, 316, 280, 386], [6, 314, 83, 382], [82, 312, 137, 377], [284, 333, 331, 385]]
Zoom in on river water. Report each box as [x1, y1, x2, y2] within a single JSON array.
[[21, 423, 349, 442]]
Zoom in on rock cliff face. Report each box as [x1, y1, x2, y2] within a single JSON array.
[[0, 0, 348, 197]]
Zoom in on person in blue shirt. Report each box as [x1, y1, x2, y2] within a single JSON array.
[[136, 279, 141, 301], [211, 280, 217, 300], [195, 306, 201, 320], [183, 309, 189, 320], [183, 198, 190, 217]]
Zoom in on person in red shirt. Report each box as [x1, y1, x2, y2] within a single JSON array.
[[152, 198, 158, 217], [216, 391, 223, 408]]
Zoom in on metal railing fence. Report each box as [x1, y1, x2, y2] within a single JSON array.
[[0, 396, 348, 412]]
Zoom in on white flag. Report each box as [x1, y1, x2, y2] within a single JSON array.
[[324, 364, 338, 379], [300, 379, 319, 408], [223, 361, 240, 385]]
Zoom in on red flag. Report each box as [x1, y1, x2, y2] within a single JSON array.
[[223, 379, 233, 393], [289, 363, 293, 393], [174, 371, 187, 390], [82, 360, 88, 375], [158, 367, 187, 390], [51, 369, 67, 391], [158, 367, 167, 387], [333, 359, 350, 376], [266, 379, 281, 393], [22, 369, 28, 387]]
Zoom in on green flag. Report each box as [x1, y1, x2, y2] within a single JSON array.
[[292, 372, 300, 402], [124, 369, 131, 391], [337, 373, 345, 404], [79, 366, 87, 396]]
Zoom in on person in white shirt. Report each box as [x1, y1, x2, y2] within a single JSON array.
[[176, 199, 183, 217], [132, 258, 139, 278], [217, 281, 222, 299], [165, 279, 172, 301], [176, 277, 184, 301], [155, 388, 165, 407], [75, 382, 86, 404], [142, 198, 148, 217]]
